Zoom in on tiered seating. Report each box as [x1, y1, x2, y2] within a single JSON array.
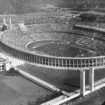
[[95, 40, 105, 55], [27, 23, 69, 33], [2, 11, 105, 57], [2, 28, 26, 39], [25, 16, 69, 25], [15, 36, 31, 48], [1, 28, 32, 49], [29, 32, 71, 42], [22, 10, 71, 26], [72, 26, 105, 55], [76, 36, 96, 49], [10, 9, 72, 25], [72, 28, 96, 37], [70, 33, 81, 43], [78, 22, 105, 29]]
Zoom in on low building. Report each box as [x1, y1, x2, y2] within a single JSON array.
[[0, 57, 11, 71]]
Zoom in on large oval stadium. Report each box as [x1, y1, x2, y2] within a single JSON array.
[[0, 12, 105, 70], [1, 10, 105, 105]]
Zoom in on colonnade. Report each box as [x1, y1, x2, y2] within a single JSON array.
[[1, 41, 105, 70]]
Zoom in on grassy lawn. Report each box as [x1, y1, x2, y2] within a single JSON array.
[[0, 72, 52, 105], [17, 63, 80, 92], [17, 63, 105, 92]]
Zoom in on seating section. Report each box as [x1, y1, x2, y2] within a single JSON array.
[[2, 23, 105, 56], [27, 23, 69, 33], [1, 11, 105, 57], [11, 9, 71, 25], [25, 16, 69, 25], [1, 28, 32, 49], [30, 32, 71, 42], [78, 22, 105, 29], [76, 37, 97, 49]]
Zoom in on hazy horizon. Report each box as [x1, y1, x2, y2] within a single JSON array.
[[0, 0, 105, 14]]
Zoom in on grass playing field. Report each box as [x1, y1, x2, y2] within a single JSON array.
[[27, 41, 93, 57]]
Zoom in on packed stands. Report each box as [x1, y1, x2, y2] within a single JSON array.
[[1, 10, 105, 58], [2, 21, 105, 56], [1, 28, 32, 49], [27, 23, 69, 33], [2, 9, 105, 105]]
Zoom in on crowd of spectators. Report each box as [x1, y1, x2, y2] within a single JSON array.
[[30, 32, 71, 42], [2, 11, 105, 57], [27, 23, 69, 33], [2, 22, 105, 57], [25, 16, 69, 25], [72, 25, 105, 55], [1, 28, 32, 49]]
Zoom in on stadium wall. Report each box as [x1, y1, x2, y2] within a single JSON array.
[[0, 40, 105, 70]]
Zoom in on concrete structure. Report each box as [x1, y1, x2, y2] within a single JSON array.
[[1, 40, 105, 70], [1, 24, 105, 104], [9, 18, 12, 29], [0, 39, 104, 97], [18, 22, 27, 32], [0, 57, 10, 71], [80, 68, 95, 96], [3, 18, 6, 25]]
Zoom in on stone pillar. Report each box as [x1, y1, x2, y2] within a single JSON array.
[[9, 18, 12, 29], [3, 18, 6, 25], [47, 58, 49, 65], [89, 68, 94, 92], [80, 70, 85, 96], [58, 59, 60, 67]]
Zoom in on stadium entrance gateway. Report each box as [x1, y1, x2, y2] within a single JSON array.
[[80, 68, 94, 96], [80, 67, 105, 97]]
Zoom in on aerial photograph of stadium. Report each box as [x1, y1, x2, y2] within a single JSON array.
[[1, 0, 105, 105]]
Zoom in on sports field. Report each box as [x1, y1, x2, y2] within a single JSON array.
[[27, 40, 94, 57]]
